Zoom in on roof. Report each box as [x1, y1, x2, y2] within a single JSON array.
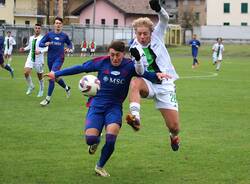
[[72, 0, 156, 16]]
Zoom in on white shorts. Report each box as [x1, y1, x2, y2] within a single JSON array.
[[81, 48, 87, 52], [24, 58, 44, 73], [213, 54, 223, 62], [143, 78, 178, 111], [90, 48, 95, 52], [4, 48, 13, 55]]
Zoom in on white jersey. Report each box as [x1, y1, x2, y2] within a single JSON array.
[[24, 35, 47, 64], [130, 8, 179, 81], [4, 36, 16, 54], [212, 43, 224, 61]]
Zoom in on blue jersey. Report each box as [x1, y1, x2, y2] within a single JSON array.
[[39, 31, 72, 61], [55, 56, 159, 107], [189, 39, 200, 57]]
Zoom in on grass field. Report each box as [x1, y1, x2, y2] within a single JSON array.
[[0, 45, 250, 184]]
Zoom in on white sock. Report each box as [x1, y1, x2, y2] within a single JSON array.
[[46, 96, 51, 101], [39, 79, 44, 91], [25, 75, 34, 88], [129, 102, 140, 120], [216, 62, 221, 70]]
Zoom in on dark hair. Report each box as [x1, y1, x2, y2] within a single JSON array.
[[54, 17, 63, 23], [35, 23, 41, 27], [7, 31, 11, 33], [217, 37, 222, 41], [108, 40, 125, 52]]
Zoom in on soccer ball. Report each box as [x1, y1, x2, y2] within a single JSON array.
[[79, 74, 100, 96]]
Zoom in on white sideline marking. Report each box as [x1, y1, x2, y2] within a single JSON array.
[[180, 72, 218, 79]]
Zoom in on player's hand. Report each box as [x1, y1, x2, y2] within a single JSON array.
[[43, 71, 55, 80], [35, 50, 41, 55], [45, 42, 51, 46], [64, 48, 70, 53], [19, 47, 25, 52], [130, 47, 141, 61], [149, 0, 161, 12], [156, 72, 172, 80]]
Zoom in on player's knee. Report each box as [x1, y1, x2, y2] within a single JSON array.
[[85, 135, 100, 146], [130, 78, 143, 90]]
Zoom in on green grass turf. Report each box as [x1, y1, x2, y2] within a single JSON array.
[[0, 45, 250, 184]]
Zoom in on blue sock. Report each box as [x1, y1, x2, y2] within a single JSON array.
[[97, 134, 117, 168], [48, 79, 55, 96], [4, 64, 12, 72], [57, 78, 66, 89], [85, 135, 100, 145]]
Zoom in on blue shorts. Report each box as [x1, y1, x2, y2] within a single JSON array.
[[48, 57, 64, 72], [85, 104, 122, 132]]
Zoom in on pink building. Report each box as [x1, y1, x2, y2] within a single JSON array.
[[72, 0, 158, 27]]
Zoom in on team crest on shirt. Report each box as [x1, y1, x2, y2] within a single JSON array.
[[111, 71, 120, 76], [103, 75, 109, 82]]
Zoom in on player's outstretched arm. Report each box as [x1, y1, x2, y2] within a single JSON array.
[[130, 47, 144, 75], [150, 0, 169, 40]]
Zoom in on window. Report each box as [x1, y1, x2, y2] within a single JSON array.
[[183, 0, 188, 5], [0, 20, 5, 25], [224, 3, 230, 13], [85, 19, 90, 25], [223, 22, 230, 26], [195, 0, 200, 5], [113, 19, 118, 27], [25, 20, 30, 25], [241, 3, 248, 13], [195, 12, 200, 21], [0, 0, 5, 6], [241, 22, 248, 26], [101, 19, 105, 26]]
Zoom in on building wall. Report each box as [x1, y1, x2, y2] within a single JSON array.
[[79, 0, 125, 26], [178, 0, 206, 26], [14, 17, 37, 25], [207, 0, 250, 26], [0, 1, 14, 25]]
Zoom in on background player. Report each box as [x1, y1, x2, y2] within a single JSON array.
[[39, 17, 72, 106], [44, 40, 167, 177], [126, 0, 181, 151], [81, 39, 88, 57], [4, 31, 16, 66], [212, 37, 224, 71], [0, 35, 14, 77], [19, 23, 47, 97], [89, 39, 96, 56], [189, 34, 201, 69]]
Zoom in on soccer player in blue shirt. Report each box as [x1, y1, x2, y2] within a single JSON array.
[[45, 40, 168, 177], [39, 17, 72, 106], [0, 35, 14, 78], [189, 34, 201, 69]]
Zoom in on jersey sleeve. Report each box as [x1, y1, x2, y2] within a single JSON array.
[[65, 34, 72, 49], [39, 33, 49, 47], [24, 37, 32, 51], [153, 7, 169, 42], [55, 59, 98, 77], [141, 71, 161, 84]]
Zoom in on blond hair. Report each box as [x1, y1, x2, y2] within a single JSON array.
[[132, 17, 154, 32]]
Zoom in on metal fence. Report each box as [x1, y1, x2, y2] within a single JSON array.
[[193, 25, 250, 44], [0, 24, 134, 52]]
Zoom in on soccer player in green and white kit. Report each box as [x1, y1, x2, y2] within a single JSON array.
[[212, 37, 224, 71], [19, 24, 48, 97]]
